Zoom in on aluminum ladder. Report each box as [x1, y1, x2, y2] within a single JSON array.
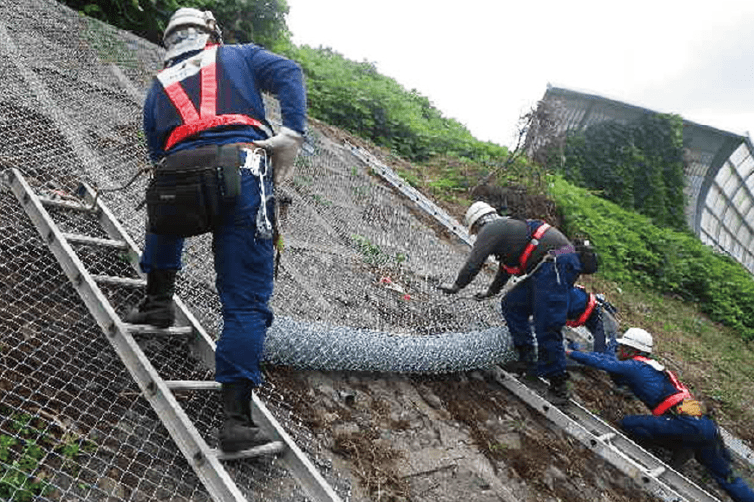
[[6, 168, 342, 502]]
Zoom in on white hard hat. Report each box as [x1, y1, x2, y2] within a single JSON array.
[[164, 8, 219, 42], [616, 327, 653, 353], [162, 8, 221, 63], [464, 201, 497, 231]]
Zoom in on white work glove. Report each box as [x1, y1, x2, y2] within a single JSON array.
[[254, 126, 304, 185]]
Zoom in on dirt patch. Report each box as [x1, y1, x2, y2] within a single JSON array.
[[266, 366, 663, 502]]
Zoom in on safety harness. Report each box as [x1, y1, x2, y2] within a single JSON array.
[[633, 356, 695, 416], [567, 287, 597, 327], [502, 222, 551, 275], [157, 46, 264, 151]]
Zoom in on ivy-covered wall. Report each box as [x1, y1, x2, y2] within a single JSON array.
[[551, 176, 754, 341], [558, 113, 686, 231]]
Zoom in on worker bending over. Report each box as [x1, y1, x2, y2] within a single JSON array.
[[440, 201, 589, 405]]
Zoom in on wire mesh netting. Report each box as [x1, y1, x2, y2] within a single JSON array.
[[0, 0, 514, 500]]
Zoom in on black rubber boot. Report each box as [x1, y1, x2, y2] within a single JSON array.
[[547, 372, 571, 406], [502, 345, 537, 375], [219, 381, 274, 453], [123, 270, 176, 328], [669, 446, 695, 469]]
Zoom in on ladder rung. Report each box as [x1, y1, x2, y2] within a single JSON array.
[[63, 232, 128, 249], [92, 275, 146, 288], [125, 324, 193, 336], [166, 380, 220, 391], [212, 441, 286, 461], [38, 196, 95, 212]]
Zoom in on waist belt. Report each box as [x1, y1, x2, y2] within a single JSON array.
[[163, 143, 251, 170]]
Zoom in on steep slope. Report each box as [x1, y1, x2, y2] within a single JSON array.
[[1, 2, 752, 502]]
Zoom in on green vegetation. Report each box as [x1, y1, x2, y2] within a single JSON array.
[[1, 413, 51, 501], [550, 176, 754, 341], [59, 0, 290, 48], [1, 408, 97, 501], [554, 114, 686, 230], [351, 234, 406, 268], [287, 46, 508, 164]]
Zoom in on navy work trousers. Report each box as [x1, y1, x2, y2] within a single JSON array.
[[139, 166, 274, 387], [502, 251, 582, 379], [622, 414, 754, 502]]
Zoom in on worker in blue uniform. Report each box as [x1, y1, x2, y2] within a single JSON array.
[[125, 8, 307, 453], [439, 201, 584, 405], [568, 328, 754, 502], [566, 285, 618, 354]]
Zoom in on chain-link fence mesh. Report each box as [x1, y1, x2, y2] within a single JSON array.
[[0, 0, 513, 500]]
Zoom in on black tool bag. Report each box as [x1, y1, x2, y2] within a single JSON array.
[[574, 239, 599, 274], [146, 145, 242, 237]]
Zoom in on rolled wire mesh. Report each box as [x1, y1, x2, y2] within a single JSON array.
[[0, 0, 513, 500]]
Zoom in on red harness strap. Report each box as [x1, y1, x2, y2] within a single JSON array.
[[158, 47, 263, 151], [634, 356, 693, 416], [567, 289, 596, 327], [503, 223, 551, 275]]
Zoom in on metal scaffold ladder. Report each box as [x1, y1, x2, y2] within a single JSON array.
[[6, 168, 342, 502]]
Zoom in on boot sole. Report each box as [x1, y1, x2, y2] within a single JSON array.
[[215, 440, 285, 460]]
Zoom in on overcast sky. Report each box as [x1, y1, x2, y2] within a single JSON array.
[[285, 0, 754, 148]]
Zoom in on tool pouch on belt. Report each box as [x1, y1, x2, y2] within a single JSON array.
[[146, 145, 241, 238], [574, 239, 599, 274]]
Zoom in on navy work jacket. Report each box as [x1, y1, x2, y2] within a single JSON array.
[[569, 351, 683, 412], [143, 43, 307, 163]]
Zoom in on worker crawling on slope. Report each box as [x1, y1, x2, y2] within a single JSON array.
[[567, 328, 754, 502], [439, 201, 598, 405], [124, 8, 307, 454]]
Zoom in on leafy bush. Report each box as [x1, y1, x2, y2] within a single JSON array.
[[59, 0, 290, 48], [550, 176, 754, 340], [288, 45, 508, 163]]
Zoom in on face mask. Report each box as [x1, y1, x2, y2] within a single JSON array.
[[163, 27, 211, 63]]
